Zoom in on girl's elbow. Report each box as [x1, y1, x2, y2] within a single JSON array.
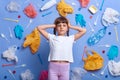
[[83, 28, 87, 34]]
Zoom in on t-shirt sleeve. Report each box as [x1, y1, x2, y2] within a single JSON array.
[[48, 33, 55, 41], [69, 35, 75, 43]]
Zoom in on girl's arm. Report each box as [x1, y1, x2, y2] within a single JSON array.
[[37, 24, 55, 40], [69, 24, 86, 41]]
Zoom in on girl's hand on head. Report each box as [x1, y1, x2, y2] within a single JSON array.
[[68, 21, 72, 28], [52, 24, 56, 28]]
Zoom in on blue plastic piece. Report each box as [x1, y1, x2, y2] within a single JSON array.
[[75, 14, 86, 27], [107, 45, 118, 60], [42, 11, 52, 17], [14, 25, 24, 39], [87, 27, 107, 46], [100, 0, 105, 11]]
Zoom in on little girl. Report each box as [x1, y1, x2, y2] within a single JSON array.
[[37, 16, 86, 80]]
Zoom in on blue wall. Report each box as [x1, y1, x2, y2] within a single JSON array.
[[0, 0, 120, 80]]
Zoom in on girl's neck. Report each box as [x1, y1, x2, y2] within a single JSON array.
[[57, 34, 66, 36]]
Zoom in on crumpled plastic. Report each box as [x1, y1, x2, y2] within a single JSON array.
[[71, 67, 87, 80], [107, 45, 118, 60], [79, 0, 90, 8], [87, 27, 107, 46], [82, 48, 104, 70], [40, 0, 57, 11], [57, 0, 73, 17], [14, 25, 24, 39], [21, 69, 34, 80], [75, 14, 86, 27], [102, 8, 120, 27], [39, 70, 48, 80], [23, 28, 40, 54], [108, 60, 120, 76], [2, 45, 18, 62], [24, 4, 37, 18], [6, 1, 20, 12]]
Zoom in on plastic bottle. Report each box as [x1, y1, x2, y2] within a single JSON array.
[[87, 27, 107, 46], [40, 0, 57, 11]]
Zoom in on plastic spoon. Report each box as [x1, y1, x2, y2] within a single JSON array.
[[94, 0, 99, 7], [8, 69, 16, 80], [91, 73, 101, 80], [25, 19, 33, 30], [9, 27, 13, 38], [114, 26, 119, 42], [15, 64, 26, 68], [100, 64, 108, 75], [88, 22, 95, 33], [97, 44, 110, 48], [4, 18, 19, 23], [94, 15, 99, 26], [0, 33, 10, 43]]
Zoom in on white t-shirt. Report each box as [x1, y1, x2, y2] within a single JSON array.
[[48, 33, 74, 63]]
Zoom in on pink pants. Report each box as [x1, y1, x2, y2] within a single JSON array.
[[48, 62, 70, 80]]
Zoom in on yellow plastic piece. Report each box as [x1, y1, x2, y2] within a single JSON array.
[[57, 0, 73, 17], [88, 5, 98, 14], [23, 28, 40, 54], [83, 49, 104, 70]]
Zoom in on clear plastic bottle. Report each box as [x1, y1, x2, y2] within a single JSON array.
[[87, 27, 107, 46]]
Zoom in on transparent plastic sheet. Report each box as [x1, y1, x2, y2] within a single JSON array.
[[21, 69, 34, 80], [102, 8, 120, 26], [6, 1, 20, 12], [108, 60, 120, 76], [2, 45, 18, 62], [70, 67, 87, 80]]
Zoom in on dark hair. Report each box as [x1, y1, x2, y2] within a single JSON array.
[[53, 16, 69, 36]]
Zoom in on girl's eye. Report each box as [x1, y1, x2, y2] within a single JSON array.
[[63, 25, 67, 27], [57, 25, 61, 27]]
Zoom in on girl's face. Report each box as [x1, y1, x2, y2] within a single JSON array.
[[56, 23, 68, 36]]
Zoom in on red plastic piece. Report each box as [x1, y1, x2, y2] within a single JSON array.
[[79, 0, 90, 8], [24, 4, 37, 18]]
